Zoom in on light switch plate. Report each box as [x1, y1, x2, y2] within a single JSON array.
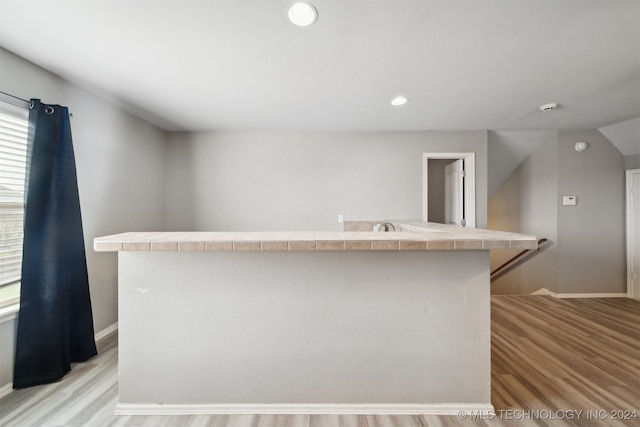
[[562, 195, 577, 206]]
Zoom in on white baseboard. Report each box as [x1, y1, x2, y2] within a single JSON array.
[[0, 382, 13, 399], [115, 403, 494, 416], [95, 322, 118, 342], [530, 288, 628, 299], [0, 309, 119, 340], [530, 288, 554, 296]]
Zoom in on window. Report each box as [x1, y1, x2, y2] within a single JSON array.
[[0, 97, 29, 307]]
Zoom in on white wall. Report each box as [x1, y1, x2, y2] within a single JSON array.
[[165, 130, 488, 231], [0, 48, 166, 389]]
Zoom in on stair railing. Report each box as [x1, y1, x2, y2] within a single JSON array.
[[491, 238, 548, 279]]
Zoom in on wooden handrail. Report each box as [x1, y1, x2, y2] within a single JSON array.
[[491, 238, 548, 278]]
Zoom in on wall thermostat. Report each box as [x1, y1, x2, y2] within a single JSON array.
[[562, 195, 577, 206]]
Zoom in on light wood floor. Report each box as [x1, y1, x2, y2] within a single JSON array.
[[0, 296, 638, 427]]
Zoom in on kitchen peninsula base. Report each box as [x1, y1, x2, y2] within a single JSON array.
[[114, 250, 491, 415]]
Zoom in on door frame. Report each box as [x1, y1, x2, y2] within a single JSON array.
[[423, 152, 476, 228], [626, 168, 640, 300]]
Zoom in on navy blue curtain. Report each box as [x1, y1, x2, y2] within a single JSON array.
[[13, 99, 97, 389]]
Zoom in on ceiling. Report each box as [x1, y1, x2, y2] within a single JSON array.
[[0, 0, 639, 134]]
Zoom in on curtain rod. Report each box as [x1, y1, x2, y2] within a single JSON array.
[[0, 90, 30, 109], [0, 91, 29, 103], [0, 91, 73, 118]]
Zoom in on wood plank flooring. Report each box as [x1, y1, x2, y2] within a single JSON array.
[[0, 296, 638, 427]]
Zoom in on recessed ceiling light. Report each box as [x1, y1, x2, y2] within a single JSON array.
[[539, 102, 558, 112], [391, 96, 408, 107], [287, 2, 318, 27]]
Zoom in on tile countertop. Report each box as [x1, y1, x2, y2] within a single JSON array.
[[93, 221, 538, 252]]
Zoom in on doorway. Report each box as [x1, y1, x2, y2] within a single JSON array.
[[627, 169, 640, 300], [423, 153, 476, 227]]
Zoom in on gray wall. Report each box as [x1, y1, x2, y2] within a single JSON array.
[[118, 250, 491, 407], [165, 130, 488, 231], [427, 159, 455, 224], [556, 130, 626, 294], [487, 130, 552, 197], [0, 48, 166, 389], [625, 153, 640, 170], [489, 132, 559, 294], [489, 130, 626, 295], [0, 315, 17, 390]]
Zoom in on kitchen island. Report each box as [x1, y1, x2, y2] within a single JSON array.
[[94, 222, 536, 416]]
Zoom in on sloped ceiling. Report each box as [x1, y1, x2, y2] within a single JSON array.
[[0, 0, 638, 134], [488, 130, 555, 196], [598, 117, 640, 156]]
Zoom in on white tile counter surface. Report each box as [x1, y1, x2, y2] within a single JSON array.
[[94, 221, 537, 252]]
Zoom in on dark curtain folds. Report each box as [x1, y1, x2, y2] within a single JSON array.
[[13, 99, 97, 389]]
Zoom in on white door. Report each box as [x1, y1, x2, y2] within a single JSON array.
[[628, 169, 640, 300], [444, 159, 465, 226]]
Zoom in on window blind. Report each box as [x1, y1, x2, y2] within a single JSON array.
[[0, 101, 28, 287]]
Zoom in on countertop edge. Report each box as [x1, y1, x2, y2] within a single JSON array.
[[94, 223, 539, 253]]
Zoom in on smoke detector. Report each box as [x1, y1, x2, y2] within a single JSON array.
[[575, 141, 588, 152], [539, 102, 558, 112]]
